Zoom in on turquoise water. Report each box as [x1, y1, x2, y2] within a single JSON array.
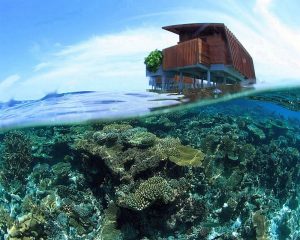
[[0, 91, 185, 130], [0, 86, 299, 239]]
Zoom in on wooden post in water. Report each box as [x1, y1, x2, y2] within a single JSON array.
[[207, 70, 211, 87], [162, 75, 166, 90], [179, 72, 183, 93]]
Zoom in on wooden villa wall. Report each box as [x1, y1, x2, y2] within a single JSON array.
[[225, 27, 256, 79], [161, 24, 256, 81], [177, 33, 231, 65], [206, 34, 230, 64], [163, 38, 209, 70]]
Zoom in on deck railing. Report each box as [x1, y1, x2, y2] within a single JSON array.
[[163, 38, 210, 70]]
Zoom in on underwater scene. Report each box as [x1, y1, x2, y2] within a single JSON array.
[[0, 87, 299, 240]]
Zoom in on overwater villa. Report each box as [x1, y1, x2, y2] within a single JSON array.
[[145, 23, 256, 91]]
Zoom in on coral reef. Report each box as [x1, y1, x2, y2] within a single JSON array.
[[0, 207, 13, 235], [98, 202, 122, 240], [247, 124, 266, 140], [169, 144, 205, 167], [7, 212, 46, 239], [117, 176, 174, 211], [0, 96, 299, 239], [74, 124, 203, 181], [0, 131, 33, 193], [121, 127, 157, 148], [252, 210, 269, 240]]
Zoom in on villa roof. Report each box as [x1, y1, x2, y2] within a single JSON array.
[[162, 23, 225, 35]]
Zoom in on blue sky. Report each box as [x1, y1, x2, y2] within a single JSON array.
[[0, 0, 300, 101]]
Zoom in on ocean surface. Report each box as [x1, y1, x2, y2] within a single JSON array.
[[0, 91, 186, 130], [0, 86, 299, 240]]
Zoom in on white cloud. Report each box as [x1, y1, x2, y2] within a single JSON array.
[[0, 27, 177, 101], [33, 62, 51, 72], [251, 0, 300, 84], [170, 0, 300, 85], [0, 74, 22, 101], [0, 74, 20, 89]]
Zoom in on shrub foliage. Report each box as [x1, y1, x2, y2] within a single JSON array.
[[144, 49, 163, 72]]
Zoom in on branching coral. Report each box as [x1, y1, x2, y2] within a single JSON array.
[[117, 176, 174, 211], [0, 131, 33, 192], [201, 134, 220, 154], [121, 127, 157, 148], [138, 115, 176, 131], [0, 207, 13, 234], [52, 162, 72, 183], [217, 135, 239, 160], [151, 137, 182, 161], [68, 202, 97, 235], [102, 123, 133, 134]]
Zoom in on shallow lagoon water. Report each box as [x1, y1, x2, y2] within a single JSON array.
[[0, 86, 299, 240], [0, 91, 186, 130]]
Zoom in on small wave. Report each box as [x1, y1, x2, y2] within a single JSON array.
[[1, 85, 300, 131], [0, 91, 184, 130]]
